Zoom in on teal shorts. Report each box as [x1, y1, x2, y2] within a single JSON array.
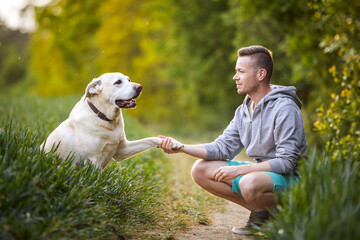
[[227, 160, 299, 196]]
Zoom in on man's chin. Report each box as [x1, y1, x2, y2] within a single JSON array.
[[237, 89, 245, 94]]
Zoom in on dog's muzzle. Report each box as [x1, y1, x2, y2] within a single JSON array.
[[115, 84, 142, 108], [115, 99, 137, 108]]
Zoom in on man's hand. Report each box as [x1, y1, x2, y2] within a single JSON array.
[[213, 165, 242, 182], [158, 135, 184, 154]]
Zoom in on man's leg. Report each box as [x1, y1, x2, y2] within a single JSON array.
[[191, 159, 277, 210], [239, 172, 276, 210], [191, 159, 257, 211], [191, 159, 279, 235]]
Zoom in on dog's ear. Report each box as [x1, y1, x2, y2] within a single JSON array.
[[85, 78, 103, 99]]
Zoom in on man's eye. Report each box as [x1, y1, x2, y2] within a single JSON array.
[[114, 80, 122, 85]]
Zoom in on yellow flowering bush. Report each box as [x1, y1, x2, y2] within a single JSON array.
[[312, 0, 360, 161], [315, 61, 360, 160]]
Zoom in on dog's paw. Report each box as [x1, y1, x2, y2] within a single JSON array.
[[157, 136, 184, 152], [171, 140, 184, 151]]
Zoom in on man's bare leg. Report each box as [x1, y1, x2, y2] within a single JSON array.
[[191, 159, 256, 211], [239, 172, 276, 210], [191, 159, 276, 211]]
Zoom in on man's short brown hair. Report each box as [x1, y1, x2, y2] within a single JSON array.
[[237, 45, 273, 82]]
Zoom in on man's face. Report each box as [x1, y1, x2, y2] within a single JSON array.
[[233, 56, 258, 95]]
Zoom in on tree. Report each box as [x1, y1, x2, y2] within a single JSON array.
[[30, 0, 102, 95], [312, 0, 360, 160], [0, 26, 29, 89], [164, 0, 240, 130]]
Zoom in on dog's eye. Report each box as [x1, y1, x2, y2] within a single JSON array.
[[114, 80, 122, 85]]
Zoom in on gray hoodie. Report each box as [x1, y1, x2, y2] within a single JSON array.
[[204, 85, 307, 175]]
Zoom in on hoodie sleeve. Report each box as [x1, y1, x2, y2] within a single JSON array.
[[204, 110, 244, 160], [268, 104, 307, 174]]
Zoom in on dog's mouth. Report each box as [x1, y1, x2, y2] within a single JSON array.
[[115, 99, 136, 108]]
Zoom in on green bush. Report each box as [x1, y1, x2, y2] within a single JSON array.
[[0, 94, 167, 239], [312, 0, 360, 161], [262, 151, 360, 239]]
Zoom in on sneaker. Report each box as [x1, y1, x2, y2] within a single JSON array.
[[232, 210, 271, 235]]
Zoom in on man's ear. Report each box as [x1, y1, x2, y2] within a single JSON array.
[[257, 69, 267, 81], [85, 78, 103, 99]]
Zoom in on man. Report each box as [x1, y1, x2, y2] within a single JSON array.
[[158, 45, 307, 235]]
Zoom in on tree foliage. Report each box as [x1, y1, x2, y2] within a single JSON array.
[[0, 26, 28, 89], [312, 0, 360, 160], [27, 0, 360, 141], [30, 0, 101, 95], [166, 0, 241, 128], [95, 0, 185, 125]]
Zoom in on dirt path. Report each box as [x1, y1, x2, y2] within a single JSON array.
[[174, 201, 253, 240], [166, 152, 254, 240]]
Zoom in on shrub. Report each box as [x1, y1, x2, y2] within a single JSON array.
[[262, 151, 360, 239], [312, 0, 360, 160]]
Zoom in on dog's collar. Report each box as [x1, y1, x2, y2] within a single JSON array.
[[87, 100, 112, 122]]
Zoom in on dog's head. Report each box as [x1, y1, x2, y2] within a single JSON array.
[[85, 72, 142, 108]]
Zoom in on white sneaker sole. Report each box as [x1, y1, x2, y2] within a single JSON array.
[[232, 227, 253, 235]]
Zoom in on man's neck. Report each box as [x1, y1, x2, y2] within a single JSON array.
[[249, 85, 272, 107]]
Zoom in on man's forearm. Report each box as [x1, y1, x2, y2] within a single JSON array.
[[238, 160, 272, 174], [180, 144, 208, 159]]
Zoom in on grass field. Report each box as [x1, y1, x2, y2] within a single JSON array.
[[0, 93, 222, 240]]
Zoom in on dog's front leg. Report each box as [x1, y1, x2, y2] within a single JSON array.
[[113, 137, 160, 162]]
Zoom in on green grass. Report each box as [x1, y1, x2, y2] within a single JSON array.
[[0, 93, 224, 239], [0, 94, 170, 239], [261, 150, 360, 239], [0, 123, 161, 239]]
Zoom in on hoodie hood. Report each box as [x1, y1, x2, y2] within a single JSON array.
[[244, 84, 302, 109], [265, 85, 302, 108]]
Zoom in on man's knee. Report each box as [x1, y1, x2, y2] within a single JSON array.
[[191, 159, 207, 183], [239, 174, 260, 203], [239, 172, 274, 203]]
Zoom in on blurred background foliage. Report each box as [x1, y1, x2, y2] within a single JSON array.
[[0, 0, 359, 146]]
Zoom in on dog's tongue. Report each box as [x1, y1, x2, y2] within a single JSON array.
[[116, 99, 136, 108]]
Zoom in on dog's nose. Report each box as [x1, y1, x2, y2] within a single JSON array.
[[135, 84, 143, 92]]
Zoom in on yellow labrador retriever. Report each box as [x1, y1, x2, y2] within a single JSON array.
[[42, 72, 183, 168]]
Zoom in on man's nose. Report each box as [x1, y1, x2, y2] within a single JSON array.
[[233, 73, 239, 80]]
